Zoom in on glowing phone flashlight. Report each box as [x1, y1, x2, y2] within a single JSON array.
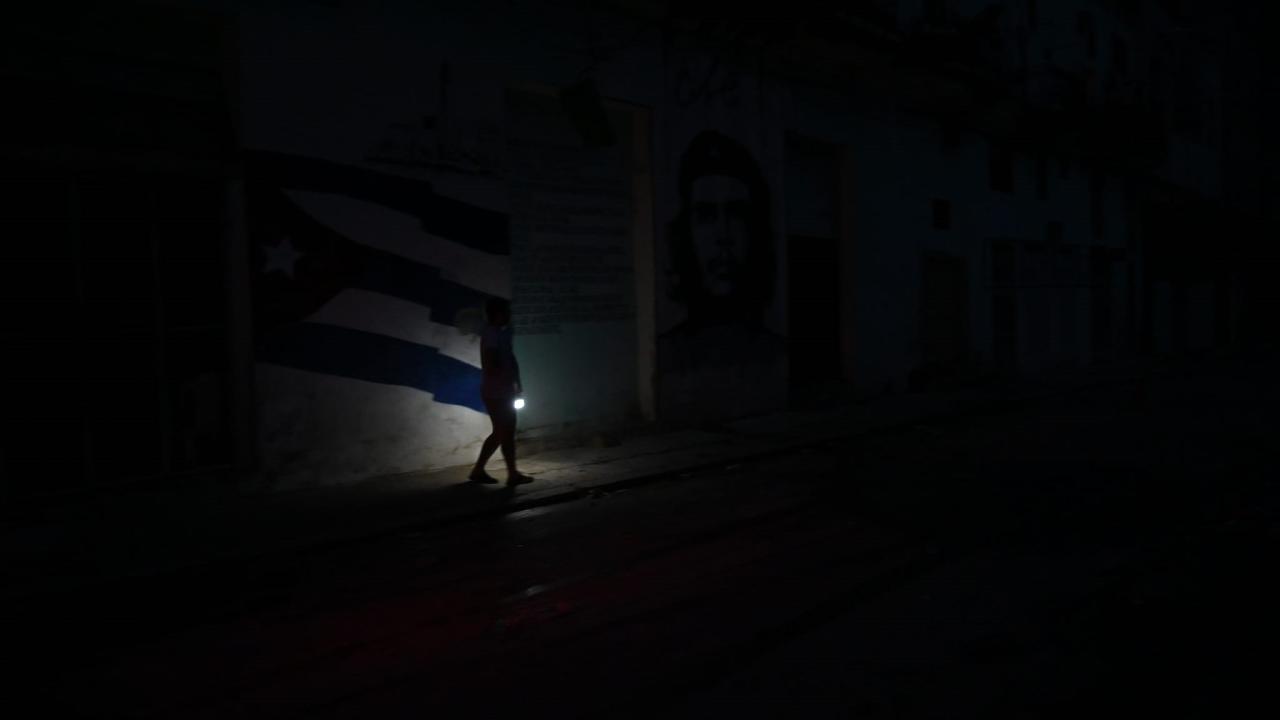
[[513, 397, 526, 410]]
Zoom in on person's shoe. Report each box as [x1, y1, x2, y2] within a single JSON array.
[[506, 472, 535, 486], [469, 470, 499, 484]]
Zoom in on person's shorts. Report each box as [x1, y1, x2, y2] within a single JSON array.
[[482, 395, 517, 426]]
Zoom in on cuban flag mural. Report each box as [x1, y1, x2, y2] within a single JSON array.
[[245, 150, 509, 485]]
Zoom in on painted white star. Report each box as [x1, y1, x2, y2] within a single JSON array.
[[262, 237, 303, 279]]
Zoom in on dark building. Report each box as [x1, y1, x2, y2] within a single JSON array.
[[1, 0, 1268, 495]]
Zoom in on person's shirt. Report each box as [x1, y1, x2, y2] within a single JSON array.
[[480, 324, 520, 399]]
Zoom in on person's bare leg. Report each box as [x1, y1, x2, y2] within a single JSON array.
[[498, 417, 533, 484], [499, 427, 517, 475], [470, 432, 501, 482]]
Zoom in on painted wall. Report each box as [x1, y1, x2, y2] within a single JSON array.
[[654, 42, 789, 422], [239, 5, 510, 487], [234, 0, 1157, 487], [505, 88, 641, 431], [236, 1, 662, 486]]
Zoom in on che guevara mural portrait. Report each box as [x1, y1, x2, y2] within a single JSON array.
[[657, 60, 788, 420]]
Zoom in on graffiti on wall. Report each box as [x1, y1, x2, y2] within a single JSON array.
[[674, 53, 743, 109], [658, 41, 788, 418], [246, 150, 509, 413], [670, 23, 780, 109], [663, 130, 775, 335], [365, 62, 505, 176], [506, 89, 634, 336], [658, 130, 785, 389], [367, 119, 503, 177]]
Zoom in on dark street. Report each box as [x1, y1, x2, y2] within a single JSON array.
[[6, 350, 1277, 718], [6, 2, 1280, 717]]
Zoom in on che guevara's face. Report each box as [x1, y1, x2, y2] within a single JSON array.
[[689, 174, 750, 298]]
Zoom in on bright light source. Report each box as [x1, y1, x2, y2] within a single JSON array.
[[513, 397, 526, 410]]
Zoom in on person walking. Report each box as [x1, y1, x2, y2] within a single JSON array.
[[469, 298, 534, 485]]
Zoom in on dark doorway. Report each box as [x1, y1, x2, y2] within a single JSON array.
[[1, 170, 233, 497], [0, 3, 233, 498], [788, 235, 841, 387], [1171, 283, 1189, 353], [1090, 247, 1115, 354], [991, 240, 1018, 375], [1214, 277, 1232, 347], [917, 253, 970, 389]]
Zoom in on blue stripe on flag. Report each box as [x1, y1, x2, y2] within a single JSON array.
[[354, 247, 492, 327], [258, 323, 484, 412]]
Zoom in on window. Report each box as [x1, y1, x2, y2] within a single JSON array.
[[924, 0, 948, 25], [991, 240, 1016, 288], [1047, 221, 1064, 246], [1090, 247, 1115, 350], [1112, 35, 1129, 77], [932, 198, 952, 230], [1118, 0, 1144, 28], [1018, 27, 1030, 76], [1090, 171, 1105, 238], [1037, 156, 1049, 200], [1078, 11, 1096, 59], [989, 145, 1015, 193], [1027, 0, 1038, 29], [941, 123, 963, 151]]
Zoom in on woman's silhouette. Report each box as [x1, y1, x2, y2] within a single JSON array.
[[469, 298, 534, 485]]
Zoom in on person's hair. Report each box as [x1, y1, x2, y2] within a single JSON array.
[[666, 130, 775, 326], [484, 297, 511, 324]]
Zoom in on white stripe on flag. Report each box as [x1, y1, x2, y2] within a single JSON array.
[[307, 289, 481, 368], [286, 190, 509, 299]]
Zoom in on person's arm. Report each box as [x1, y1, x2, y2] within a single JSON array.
[[508, 333, 522, 394]]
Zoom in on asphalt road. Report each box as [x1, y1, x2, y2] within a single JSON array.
[[9, 352, 1279, 718]]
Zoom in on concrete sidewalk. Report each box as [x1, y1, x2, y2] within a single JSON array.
[[1, 363, 1151, 602]]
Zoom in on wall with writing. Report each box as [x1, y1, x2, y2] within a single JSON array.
[[505, 88, 640, 429]]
